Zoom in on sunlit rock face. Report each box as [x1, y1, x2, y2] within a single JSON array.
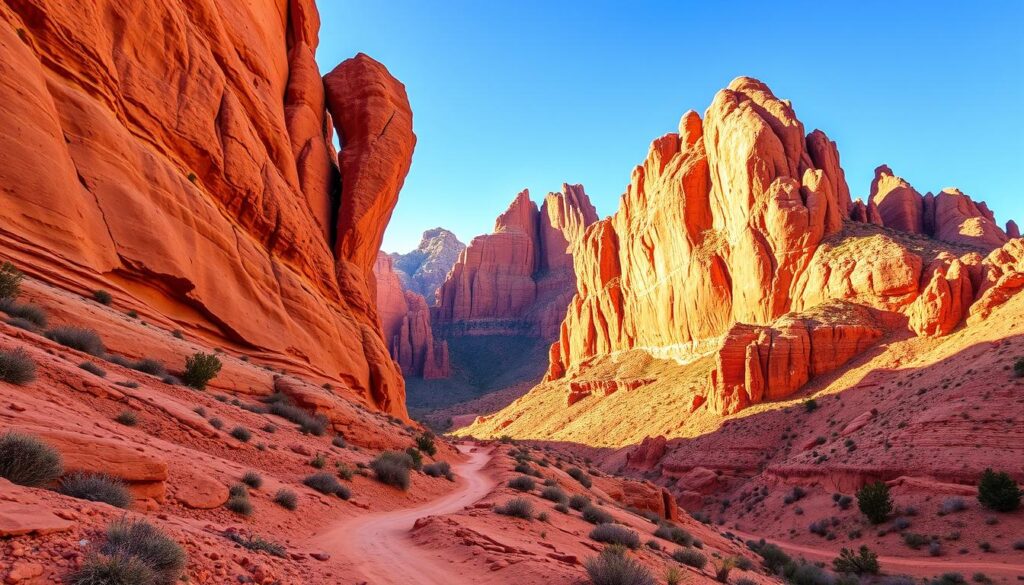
[[374, 253, 450, 379], [0, 0, 415, 415], [434, 184, 599, 340], [390, 228, 466, 302]]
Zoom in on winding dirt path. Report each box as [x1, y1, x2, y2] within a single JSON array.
[[315, 443, 496, 584], [733, 529, 1024, 579]]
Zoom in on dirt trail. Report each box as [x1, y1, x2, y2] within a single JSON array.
[[315, 443, 496, 584], [733, 530, 1024, 579]]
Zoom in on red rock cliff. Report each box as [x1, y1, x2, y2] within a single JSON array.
[[434, 184, 598, 339], [374, 253, 450, 379], [546, 77, 1019, 414], [0, 0, 413, 415]]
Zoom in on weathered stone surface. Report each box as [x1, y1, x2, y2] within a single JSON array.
[[175, 472, 229, 510], [374, 253, 450, 378], [0, 2, 411, 417], [0, 502, 74, 537], [390, 229, 465, 302]]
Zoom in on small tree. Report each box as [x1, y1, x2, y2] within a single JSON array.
[[857, 481, 892, 524], [833, 545, 880, 575], [977, 468, 1021, 512], [0, 262, 23, 300], [182, 352, 222, 389]]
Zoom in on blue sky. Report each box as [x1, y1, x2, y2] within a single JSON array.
[[316, 1, 1023, 253]]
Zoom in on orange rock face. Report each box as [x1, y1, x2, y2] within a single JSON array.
[[374, 253, 450, 379], [0, 1, 413, 415], [434, 184, 598, 340]]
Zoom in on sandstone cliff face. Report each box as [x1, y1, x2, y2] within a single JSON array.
[[0, 1, 413, 415], [542, 77, 1018, 416], [434, 184, 598, 339], [390, 228, 466, 302], [374, 253, 450, 379]]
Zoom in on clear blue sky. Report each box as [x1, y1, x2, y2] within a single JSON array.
[[316, 1, 1023, 253]]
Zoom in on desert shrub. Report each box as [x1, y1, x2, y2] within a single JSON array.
[[336, 463, 355, 481], [569, 494, 591, 510], [930, 574, 967, 585], [115, 410, 138, 426], [208, 417, 223, 430], [0, 348, 35, 385], [555, 502, 570, 513], [101, 519, 186, 585], [582, 504, 613, 525], [405, 446, 423, 470], [495, 497, 533, 519], [789, 563, 834, 585], [92, 289, 113, 305], [714, 557, 738, 583], [0, 299, 47, 327], [0, 262, 23, 299], [749, 541, 791, 574], [903, 533, 930, 549], [977, 468, 1021, 512], [59, 472, 131, 508], [590, 523, 640, 549], [267, 401, 328, 435], [783, 486, 806, 504], [415, 432, 437, 456], [130, 358, 166, 377], [225, 532, 286, 558], [423, 461, 453, 480], [181, 352, 221, 389], [537, 511, 549, 522], [893, 517, 911, 531], [273, 488, 298, 510], [69, 554, 157, 585], [857, 481, 892, 523], [672, 547, 707, 569], [116, 380, 139, 389], [0, 432, 63, 487], [654, 523, 693, 546], [241, 471, 262, 489], [833, 545, 879, 575], [309, 453, 326, 469], [45, 326, 105, 356], [929, 541, 943, 556], [331, 435, 346, 448], [584, 546, 654, 585], [666, 566, 682, 585], [804, 398, 818, 412], [370, 451, 413, 489], [541, 485, 568, 503], [5, 317, 37, 331], [230, 426, 252, 442], [567, 466, 592, 488], [734, 579, 758, 585], [509, 475, 535, 491], [79, 361, 107, 377], [1014, 357, 1024, 378], [303, 472, 350, 499], [226, 486, 253, 516]]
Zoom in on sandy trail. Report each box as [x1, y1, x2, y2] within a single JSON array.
[[733, 529, 1024, 579], [315, 443, 496, 584]]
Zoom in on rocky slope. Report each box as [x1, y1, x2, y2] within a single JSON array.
[[0, 0, 412, 416], [391, 228, 466, 301], [460, 77, 1021, 444]]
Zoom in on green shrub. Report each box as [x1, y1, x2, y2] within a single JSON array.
[[303, 472, 350, 499], [555, 503, 570, 513], [405, 446, 423, 470], [569, 494, 591, 510], [804, 398, 818, 412], [0, 432, 63, 486], [672, 547, 707, 569], [0, 299, 47, 327], [1014, 357, 1024, 378], [115, 411, 138, 426], [79, 361, 106, 377], [590, 523, 640, 549], [0, 348, 36, 384], [226, 488, 253, 516], [654, 523, 693, 546], [977, 468, 1021, 512], [273, 488, 298, 510], [181, 352, 221, 390], [225, 532, 286, 558], [267, 400, 328, 435], [230, 426, 252, 442], [582, 504, 613, 525], [423, 461, 453, 480], [101, 519, 186, 585], [69, 554, 156, 585], [415, 432, 437, 456], [209, 417, 223, 430], [332, 435, 346, 448], [567, 466, 592, 488], [509, 475, 535, 491], [495, 497, 533, 519], [584, 546, 654, 585], [857, 481, 892, 524], [541, 485, 568, 503], [371, 451, 413, 489], [241, 471, 262, 489], [92, 289, 113, 305], [833, 545, 879, 575], [59, 472, 131, 508], [130, 358, 166, 377], [749, 541, 790, 574], [0, 262, 23, 300], [45, 326, 105, 356]]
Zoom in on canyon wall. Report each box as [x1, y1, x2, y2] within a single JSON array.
[[374, 253, 450, 379], [434, 184, 598, 339], [0, 0, 413, 415], [390, 228, 466, 301], [541, 77, 1018, 415]]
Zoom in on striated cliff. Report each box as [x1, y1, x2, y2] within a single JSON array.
[[0, 0, 414, 415], [390, 228, 465, 301], [374, 253, 450, 379]]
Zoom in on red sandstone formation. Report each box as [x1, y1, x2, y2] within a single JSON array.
[[434, 184, 598, 339], [374, 253, 450, 379], [390, 228, 466, 301], [0, 1, 413, 415]]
